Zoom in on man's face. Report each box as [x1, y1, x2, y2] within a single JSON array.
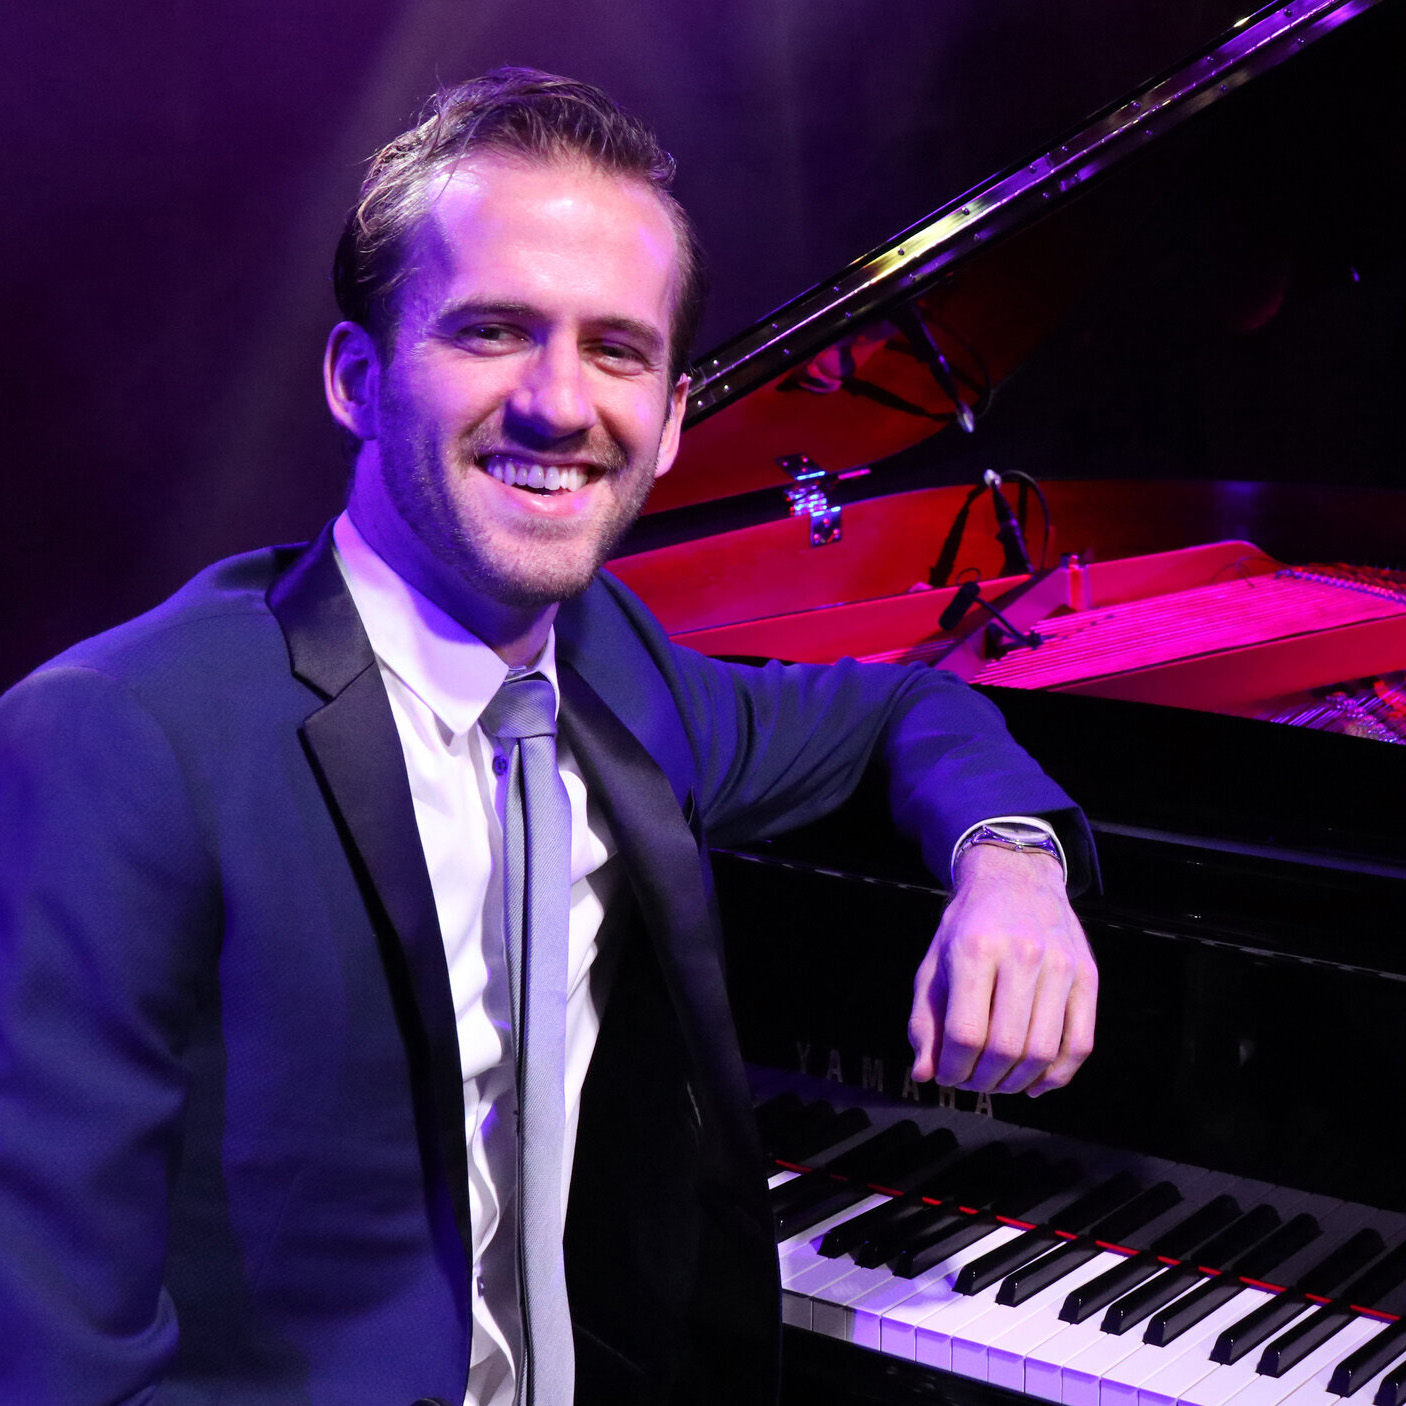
[[356, 156, 687, 610]]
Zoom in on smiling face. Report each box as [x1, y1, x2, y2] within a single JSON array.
[[329, 155, 687, 646]]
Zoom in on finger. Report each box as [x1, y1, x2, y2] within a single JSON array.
[[907, 952, 947, 1082], [995, 947, 1079, 1095], [933, 945, 998, 1088], [1028, 960, 1098, 1097], [960, 942, 1041, 1092]]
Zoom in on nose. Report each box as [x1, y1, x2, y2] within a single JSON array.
[[505, 334, 597, 442]]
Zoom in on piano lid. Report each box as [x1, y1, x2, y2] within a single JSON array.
[[645, 0, 1390, 520]]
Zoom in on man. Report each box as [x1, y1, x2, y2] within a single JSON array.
[[0, 69, 1095, 1405]]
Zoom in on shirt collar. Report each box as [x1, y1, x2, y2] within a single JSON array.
[[331, 511, 558, 738]]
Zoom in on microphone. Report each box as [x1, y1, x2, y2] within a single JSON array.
[[939, 579, 983, 632], [938, 578, 1042, 651], [985, 470, 1034, 576]]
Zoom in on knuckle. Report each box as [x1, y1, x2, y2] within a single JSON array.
[[1011, 937, 1045, 968], [942, 1017, 984, 1056]]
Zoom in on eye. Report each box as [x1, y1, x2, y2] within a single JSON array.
[[457, 323, 525, 352], [592, 341, 651, 372]]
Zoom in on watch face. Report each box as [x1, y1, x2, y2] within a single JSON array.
[[984, 823, 1049, 843]]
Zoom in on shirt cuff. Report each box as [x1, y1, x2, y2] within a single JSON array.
[[951, 815, 1068, 884]]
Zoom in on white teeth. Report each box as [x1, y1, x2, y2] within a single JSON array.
[[483, 456, 587, 493]]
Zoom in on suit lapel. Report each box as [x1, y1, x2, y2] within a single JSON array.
[[267, 528, 472, 1257], [556, 663, 748, 1120]]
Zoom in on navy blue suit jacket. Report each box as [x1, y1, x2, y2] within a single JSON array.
[[0, 528, 1090, 1404]]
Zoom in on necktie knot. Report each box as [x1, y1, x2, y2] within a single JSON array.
[[480, 673, 558, 745]]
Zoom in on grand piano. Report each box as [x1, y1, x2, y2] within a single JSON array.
[[610, 1, 1406, 1402]]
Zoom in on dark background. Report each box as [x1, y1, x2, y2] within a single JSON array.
[[3, 0, 1400, 687]]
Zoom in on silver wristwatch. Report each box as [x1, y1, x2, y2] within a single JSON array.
[[954, 821, 1063, 868]]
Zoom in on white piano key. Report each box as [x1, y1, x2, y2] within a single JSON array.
[[1251, 1318, 1396, 1406], [1214, 1312, 1384, 1406], [911, 1229, 1036, 1372], [1061, 1288, 1203, 1406], [978, 1250, 1135, 1390], [1124, 1283, 1287, 1406], [1176, 1298, 1319, 1406], [778, 1192, 893, 1328], [877, 1225, 1027, 1362], [813, 1238, 993, 1350], [769, 1168, 801, 1190], [1134, 1286, 1281, 1406]]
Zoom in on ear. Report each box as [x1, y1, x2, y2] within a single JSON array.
[[652, 373, 690, 479], [323, 321, 382, 442]]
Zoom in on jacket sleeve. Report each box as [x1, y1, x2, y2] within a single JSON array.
[[0, 664, 217, 1402], [589, 571, 1093, 891]]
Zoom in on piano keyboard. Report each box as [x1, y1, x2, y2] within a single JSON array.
[[756, 1074, 1406, 1406]]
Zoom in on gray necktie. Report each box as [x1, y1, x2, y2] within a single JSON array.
[[480, 673, 574, 1406]]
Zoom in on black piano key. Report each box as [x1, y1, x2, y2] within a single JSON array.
[[780, 1104, 871, 1165], [1211, 1292, 1315, 1366], [1302, 1229, 1390, 1298], [1257, 1303, 1356, 1377], [1149, 1193, 1245, 1260], [1330, 1317, 1406, 1397], [1210, 1228, 1387, 1366], [1101, 1263, 1201, 1335], [1060, 1252, 1164, 1324], [860, 1125, 959, 1193], [998, 1239, 1104, 1306], [953, 1227, 1062, 1297], [1058, 1193, 1244, 1327], [1141, 1213, 1323, 1348], [772, 1123, 955, 1240], [1092, 1180, 1185, 1249], [828, 1141, 1013, 1262], [891, 1211, 1015, 1280], [814, 1130, 967, 1257], [1375, 1354, 1406, 1406], [1233, 1211, 1323, 1281], [997, 1181, 1183, 1308], [770, 1121, 919, 1219], [884, 1154, 1081, 1279], [823, 1140, 1011, 1261], [1145, 1277, 1247, 1347], [1258, 1240, 1406, 1378], [954, 1171, 1144, 1297], [858, 1147, 1052, 1270], [1339, 1240, 1406, 1313], [1189, 1204, 1283, 1272], [1048, 1170, 1147, 1237]]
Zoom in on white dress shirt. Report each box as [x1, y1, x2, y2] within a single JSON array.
[[333, 513, 620, 1406]]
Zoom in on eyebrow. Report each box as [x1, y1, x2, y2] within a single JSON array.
[[434, 299, 666, 360]]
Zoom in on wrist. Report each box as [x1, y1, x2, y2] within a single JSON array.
[[956, 821, 1062, 871]]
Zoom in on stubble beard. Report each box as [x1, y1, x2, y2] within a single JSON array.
[[384, 421, 660, 610]]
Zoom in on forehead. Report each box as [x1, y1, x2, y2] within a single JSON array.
[[399, 156, 681, 331]]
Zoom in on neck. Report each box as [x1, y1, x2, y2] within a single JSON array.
[[347, 467, 557, 669]]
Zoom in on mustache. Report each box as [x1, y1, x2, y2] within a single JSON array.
[[454, 426, 630, 476]]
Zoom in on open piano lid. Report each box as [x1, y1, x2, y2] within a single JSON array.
[[635, 0, 1392, 523], [610, 0, 1406, 866]]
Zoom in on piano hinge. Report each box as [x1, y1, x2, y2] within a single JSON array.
[[779, 454, 843, 547]]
